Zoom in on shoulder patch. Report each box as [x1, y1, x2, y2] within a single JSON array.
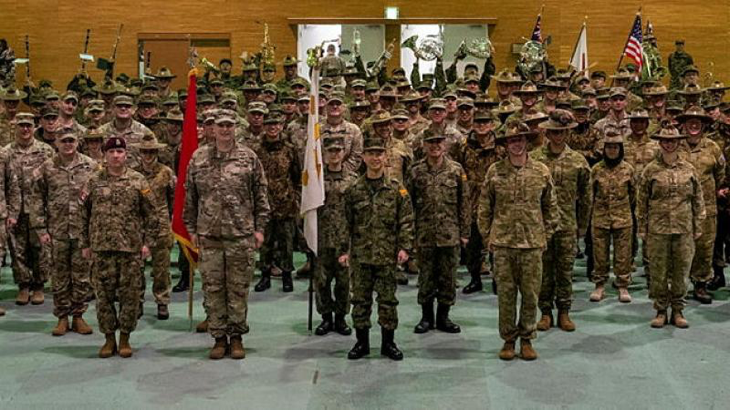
[[461, 172, 467, 182], [399, 188, 408, 197], [141, 188, 151, 195]]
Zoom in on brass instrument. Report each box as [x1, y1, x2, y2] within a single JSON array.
[[200, 57, 220, 75], [401, 34, 443, 61], [369, 38, 396, 77], [353, 29, 361, 57], [306, 38, 339, 68], [455, 38, 494, 60], [260, 23, 276, 68], [703, 62, 715, 87]]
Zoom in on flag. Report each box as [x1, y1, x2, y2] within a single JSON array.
[[622, 13, 643, 70], [300, 66, 325, 256], [531, 13, 543, 43], [569, 22, 588, 72], [170, 68, 199, 267]]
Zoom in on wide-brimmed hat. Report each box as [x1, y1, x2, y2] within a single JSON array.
[[650, 125, 687, 140], [676, 105, 714, 124], [134, 134, 167, 150], [371, 110, 392, 124], [513, 81, 542, 97], [644, 85, 669, 96], [678, 84, 704, 96], [495, 120, 538, 144], [496, 100, 517, 115], [154, 67, 177, 79], [706, 81, 730, 92], [627, 109, 651, 120], [1, 87, 28, 101], [400, 90, 423, 103], [491, 69, 522, 84], [538, 109, 579, 130]]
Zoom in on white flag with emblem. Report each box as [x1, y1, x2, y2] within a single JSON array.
[[300, 66, 325, 255], [569, 22, 588, 73]]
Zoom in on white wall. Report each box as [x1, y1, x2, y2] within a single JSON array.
[[297, 25, 342, 79]]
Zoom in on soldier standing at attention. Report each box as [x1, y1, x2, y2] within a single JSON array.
[[183, 110, 270, 360], [0, 121, 20, 317], [638, 125, 705, 329], [81, 136, 160, 358], [478, 121, 558, 361], [342, 138, 414, 361], [668, 40, 694, 91], [407, 133, 470, 334]]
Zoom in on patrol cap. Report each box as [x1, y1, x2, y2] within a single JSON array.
[[215, 109, 238, 124], [422, 130, 447, 143], [457, 98, 475, 108], [323, 135, 345, 151], [464, 74, 480, 85], [581, 87, 597, 97], [113, 95, 134, 106], [351, 79, 367, 89], [279, 91, 297, 102], [263, 113, 284, 125], [84, 127, 106, 140], [209, 78, 224, 87], [327, 92, 345, 104], [442, 90, 458, 100], [391, 109, 409, 120], [197, 94, 216, 104], [247, 101, 268, 114], [363, 138, 386, 152], [220, 92, 238, 104], [57, 128, 79, 142], [103, 136, 127, 151], [15, 112, 35, 126], [349, 100, 370, 110], [473, 110, 496, 122], [627, 109, 650, 120], [62, 91, 79, 103], [262, 83, 278, 94], [571, 99, 590, 111], [609, 87, 627, 99], [45, 91, 61, 101], [165, 109, 184, 122], [137, 95, 158, 106], [428, 98, 447, 110], [41, 106, 60, 118]]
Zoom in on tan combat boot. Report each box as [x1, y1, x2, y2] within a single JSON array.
[[671, 310, 689, 329], [498, 341, 516, 361], [536, 312, 553, 331], [650, 311, 667, 328], [558, 310, 576, 332], [118, 333, 133, 358], [52, 317, 70, 336], [0, 306, 5, 316], [209, 337, 228, 360], [196, 319, 209, 333], [230, 335, 246, 360], [15, 287, 30, 305], [30, 287, 45, 305], [99, 333, 117, 358], [72, 316, 94, 335], [618, 287, 632, 303], [589, 284, 605, 302], [520, 339, 538, 361]]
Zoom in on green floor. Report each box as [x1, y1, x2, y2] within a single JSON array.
[[1, 248, 730, 410]]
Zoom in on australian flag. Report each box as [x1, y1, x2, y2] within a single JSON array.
[[531, 14, 543, 43]]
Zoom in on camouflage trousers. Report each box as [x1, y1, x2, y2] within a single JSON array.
[[689, 215, 716, 284], [313, 247, 350, 316], [51, 239, 91, 318], [591, 226, 633, 288], [199, 236, 254, 338], [647, 233, 695, 312], [92, 251, 142, 334], [539, 231, 576, 313], [632, 218, 650, 277], [465, 222, 490, 275], [351, 262, 398, 330], [10, 213, 50, 288], [417, 246, 459, 306], [260, 217, 295, 273], [494, 246, 543, 342], [140, 244, 172, 306]]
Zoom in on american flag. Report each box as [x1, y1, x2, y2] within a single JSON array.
[[531, 14, 543, 42], [623, 13, 643, 69]]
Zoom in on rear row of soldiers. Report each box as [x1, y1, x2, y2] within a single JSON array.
[[0, 49, 727, 361]]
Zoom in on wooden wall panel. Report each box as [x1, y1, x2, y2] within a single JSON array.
[[1, 0, 728, 90]]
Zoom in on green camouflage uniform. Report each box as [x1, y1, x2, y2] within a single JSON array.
[[0, 147, 20, 263], [345, 175, 414, 330], [638, 156, 705, 312], [478, 157, 558, 341], [319, 120, 364, 173], [531, 145, 592, 314], [383, 138, 413, 184], [81, 167, 160, 334], [183, 143, 270, 338]]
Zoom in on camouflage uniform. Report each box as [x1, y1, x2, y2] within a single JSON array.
[[97, 119, 154, 168], [0, 147, 20, 263], [478, 157, 558, 341], [81, 167, 160, 334], [593, 114, 631, 139], [568, 126, 603, 165], [411, 125, 464, 161], [319, 120, 364, 173], [183, 143, 270, 338], [383, 137, 412, 183], [345, 175, 414, 330], [6, 139, 55, 291], [531, 145, 592, 314], [638, 155, 705, 312]]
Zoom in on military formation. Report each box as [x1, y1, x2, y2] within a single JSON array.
[[0, 33, 729, 363]]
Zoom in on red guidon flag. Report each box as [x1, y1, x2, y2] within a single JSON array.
[[171, 68, 199, 267]]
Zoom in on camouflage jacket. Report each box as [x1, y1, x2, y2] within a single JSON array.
[[30, 153, 100, 240], [638, 157, 705, 236], [5, 139, 55, 214], [593, 113, 631, 138], [531, 145, 593, 235], [184, 143, 270, 240], [568, 126, 603, 165], [411, 124, 465, 161], [0, 147, 20, 221], [254, 138, 301, 219], [478, 157, 558, 249], [590, 160, 636, 230], [318, 167, 358, 252], [237, 126, 264, 151], [680, 137, 725, 217], [134, 161, 175, 247], [81, 167, 160, 252], [624, 133, 660, 181], [381, 137, 413, 184], [407, 158, 470, 247], [345, 175, 414, 265], [452, 131, 504, 217], [98, 119, 154, 168], [319, 120, 364, 173]]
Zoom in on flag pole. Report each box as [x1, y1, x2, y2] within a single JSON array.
[[184, 36, 199, 331], [613, 8, 641, 86]]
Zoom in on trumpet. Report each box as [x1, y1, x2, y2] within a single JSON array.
[[353, 29, 361, 57], [200, 57, 220, 75], [260, 23, 276, 68], [369, 38, 396, 77]]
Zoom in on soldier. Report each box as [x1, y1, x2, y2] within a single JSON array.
[[320, 92, 364, 173], [638, 126, 705, 328], [34, 107, 60, 148], [238, 101, 267, 148], [133, 135, 175, 319], [31, 129, 98, 335], [183, 109, 270, 360], [407, 133, 469, 334], [276, 55, 310, 91], [401, 91, 429, 136], [7, 112, 55, 306], [253, 113, 301, 293], [589, 128, 636, 302], [0, 117, 21, 317], [668, 40, 694, 90], [568, 100, 602, 165], [313, 134, 357, 336], [478, 121, 558, 360], [57, 91, 87, 134], [412, 99, 464, 160], [455, 98, 475, 136], [81, 136, 160, 358], [594, 88, 631, 138], [153, 67, 176, 99], [342, 138, 414, 361], [533, 110, 592, 332]]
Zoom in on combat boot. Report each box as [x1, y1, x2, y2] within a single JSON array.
[[618, 287, 632, 303], [519, 339, 538, 361], [347, 328, 370, 360], [30, 286, 45, 305], [380, 329, 403, 361], [671, 310, 689, 329], [707, 266, 726, 291], [0, 306, 5, 316], [536, 311, 553, 331], [315, 313, 333, 336], [414, 301, 434, 334], [52, 317, 70, 336], [15, 287, 30, 305], [196, 319, 209, 333], [172, 270, 190, 293], [436, 304, 461, 333], [72, 316, 93, 335], [462, 272, 483, 294], [282, 271, 294, 293], [118, 333, 133, 358], [557, 310, 576, 332], [209, 336, 228, 360], [334, 314, 352, 336], [692, 282, 712, 304], [157, 304, 169, 320], [491, 278, 498, 295], [498, 341, 516, 361], [138, 302, 144, 319], [589, 284, 605, 302], [229, 336, 246, 359], [254, 271, 271, 292], [98, 333, 117, 358], [650, 310, 668, 328]]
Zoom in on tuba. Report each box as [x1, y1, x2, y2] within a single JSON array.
[[401, 34, 443, 61], [517, 40, 547, 77], [456, 38, 494, 60]]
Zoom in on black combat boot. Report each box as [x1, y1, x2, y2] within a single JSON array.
[[693, 282, 712, 304], [315, 313, 333, 336], [492, 278, 498, 295], [334, 314, 352, 336], [436, 304, 461, 333], [282, 271, 294, 293], [254, 270, 271, 292], [172, 270, 190, 293], [707, 266, 726, 291], [462, 272, 483, 294], [347, 328, 370, 360], [413, 301, 434, 334], [380, 328, 403, 361]]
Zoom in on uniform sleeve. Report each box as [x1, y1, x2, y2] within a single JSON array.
[[28, 165, 48, 233], [477, 168, 496, 246], [251, 155, 271, 233], [542, 173, 559, 241], [290, 147, 302, 204], [691, 172, 706, 236], [456, 165, 471, 239], [182, 162, 199, 237], [576, 158, 593, 236], [396, 184, 415, 252], [80, 179, 93, 249], [344, 126, 363, 173], [434, 58, 447, 97], [713, 146, 726, 192], [343, 184, 355, 254], [3, 152, 20, 221], [480, 57, 495, 92], [139, 179, 161, 248], [636, 167, 651, 236]]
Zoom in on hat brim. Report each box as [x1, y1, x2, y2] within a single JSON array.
[[539, 121, 579, 130], [136, 143, 167, 150], [650, 134, 687, 140], [676, 113, 714, 123], [495, 131, 539, 144]]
